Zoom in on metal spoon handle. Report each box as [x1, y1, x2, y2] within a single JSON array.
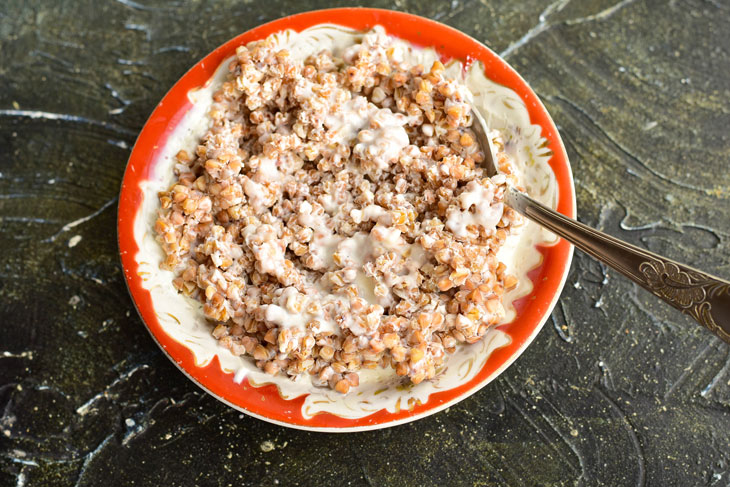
[[506, 187, 730, 343]]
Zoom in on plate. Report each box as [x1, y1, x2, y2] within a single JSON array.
[[118, 8, 575, 432]]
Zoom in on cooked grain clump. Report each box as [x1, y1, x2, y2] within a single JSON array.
[[155, 28, 524, 393]]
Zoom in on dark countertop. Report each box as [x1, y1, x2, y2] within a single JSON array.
[[1, 1, 729, 485]]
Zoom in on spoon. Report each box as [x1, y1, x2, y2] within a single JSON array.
[[471, 110, 730, 343]]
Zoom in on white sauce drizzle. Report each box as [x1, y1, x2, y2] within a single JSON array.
[[446, 180, 504, 238]]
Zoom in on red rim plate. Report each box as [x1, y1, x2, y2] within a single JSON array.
[[118, 7, 576, 432]]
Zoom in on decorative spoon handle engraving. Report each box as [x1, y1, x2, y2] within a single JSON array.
[[506, 188, 730, 343]]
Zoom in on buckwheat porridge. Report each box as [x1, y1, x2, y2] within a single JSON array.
[[144, 25, 556, 396]]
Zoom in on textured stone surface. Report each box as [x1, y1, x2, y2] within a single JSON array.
[[1, 0, 729, 485]]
